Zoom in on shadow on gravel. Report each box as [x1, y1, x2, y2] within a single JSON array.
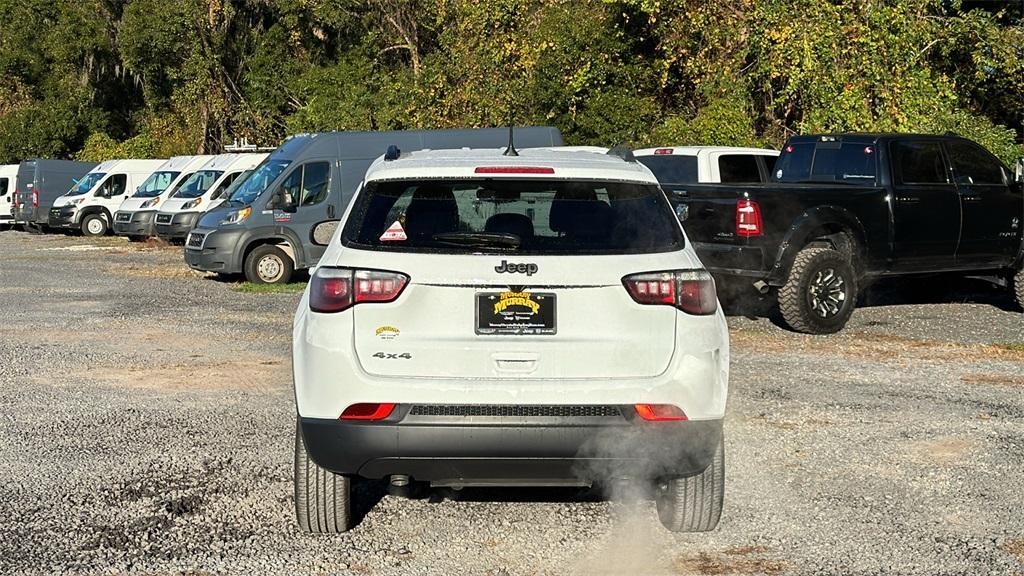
[[719, 274, 1020, 323], [419, 485, 602, 504]]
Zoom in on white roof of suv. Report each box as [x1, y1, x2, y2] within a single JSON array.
[[363, 147, 659, 184], [633, 146, 778, 157]]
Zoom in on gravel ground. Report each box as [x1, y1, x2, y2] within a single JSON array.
[[1, 228, 1023, 576]]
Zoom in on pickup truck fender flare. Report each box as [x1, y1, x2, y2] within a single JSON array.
[[769, 206, 869, 285]]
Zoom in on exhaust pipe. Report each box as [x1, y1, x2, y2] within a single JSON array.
[[753, 280, 769, 295], [390, 474, 410, 487]]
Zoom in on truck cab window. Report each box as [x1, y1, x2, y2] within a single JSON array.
[[893, 141, 947, 185], [718, 155, 761, 183], [636, 155, 698, 184], [946, 141, 1005, 185]]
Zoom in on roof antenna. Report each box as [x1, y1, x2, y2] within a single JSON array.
[[503, 109, 519, 157]]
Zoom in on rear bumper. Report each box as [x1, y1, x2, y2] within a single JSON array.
[[692, 241, 785, 284], [113, 210, 156, 237], [300, 409, 723, 483], [155, 212, 201, 240]]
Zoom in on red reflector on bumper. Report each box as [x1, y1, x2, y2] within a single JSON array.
[[634, 404, 688, 421], [340, 403, 396, 420]]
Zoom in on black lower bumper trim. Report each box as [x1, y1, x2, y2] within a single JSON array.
[[299, 412, 723, 483]]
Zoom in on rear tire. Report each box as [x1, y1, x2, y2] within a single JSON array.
[[778, 247, 857, 334], [1014, 268, 1024, 312], [81, 214, 108, 237], [294, 421, 354, 533], [244, 244, 294, 284], [655, 438, 724, 532]]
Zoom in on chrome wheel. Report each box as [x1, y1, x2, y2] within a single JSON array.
[[257, 254, 285, 283], [808, 267, 846, 318]]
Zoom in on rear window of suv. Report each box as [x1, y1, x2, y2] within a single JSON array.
[[342, 179, 684, 255]]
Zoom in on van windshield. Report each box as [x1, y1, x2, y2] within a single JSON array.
[[342, 179, 684, 255], [67, 173, 106, 196], [229, 160, 291, 205], [173, 170, 224, 199], [135, 171, 182, 197]]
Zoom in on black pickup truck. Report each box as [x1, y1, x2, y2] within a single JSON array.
[[658, 134, 1024, 333]]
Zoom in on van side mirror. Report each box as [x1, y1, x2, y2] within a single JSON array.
[[311, 220, 339, 246]]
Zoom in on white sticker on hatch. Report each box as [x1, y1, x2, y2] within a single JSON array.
[[380, 220, 407, 242]]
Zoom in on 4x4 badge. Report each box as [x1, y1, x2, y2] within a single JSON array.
[[495, 260, 538, 276]]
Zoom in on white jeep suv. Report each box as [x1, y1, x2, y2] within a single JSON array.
[[292, 146, 730, 533]]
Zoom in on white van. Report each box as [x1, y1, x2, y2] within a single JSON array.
[[49, 159, 167, 236], [113, 155, 213, 240], [0, 164, 17, 226], [154, 153, 268, 241]]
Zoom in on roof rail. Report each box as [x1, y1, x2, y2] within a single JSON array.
[[607, 146, 637, 163], [384, 145, 401, 161]]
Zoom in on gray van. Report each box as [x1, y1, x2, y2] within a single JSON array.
[[14, 159, 99, 229], [185, 127, 563, 284]]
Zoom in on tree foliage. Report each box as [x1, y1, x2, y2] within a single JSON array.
[[0, 0, 1020, 164]]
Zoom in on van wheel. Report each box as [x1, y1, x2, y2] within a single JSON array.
[[294, 421, 354, 533], [245, 245, 294, 284], [1014, 268, 1024, 312], [778, 247, 857, 334], [81, 214, 108, 237], [655, 438, 724, 532]]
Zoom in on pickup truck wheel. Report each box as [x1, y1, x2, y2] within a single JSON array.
[[81, 214, 108, 237], [1014, 268, 1024, 311], [245, 245, 294, 284], [294, 421, 355, 533], [778, 247, 857, 334], [655, 437, 724, 532]]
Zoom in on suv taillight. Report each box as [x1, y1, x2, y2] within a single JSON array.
[[736, 198, 762, 237], [310, 267, 409, 313], [622, 270, 717, 315]]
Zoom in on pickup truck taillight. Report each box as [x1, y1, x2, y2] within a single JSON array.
[[622, 270, 717, 315], [310, 267, 409, 313], [736, 199, 762, 237]]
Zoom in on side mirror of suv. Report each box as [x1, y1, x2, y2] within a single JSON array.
[[311, 220, 339, 246]]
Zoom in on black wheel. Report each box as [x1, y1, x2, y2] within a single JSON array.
[[244, 244, 294, 284], [81, 214, 108, 237], [294, 421, 354, 533], [778, 247, 857, 334], [1014, 268, 1024, 312], [655, 438, 724, 532]]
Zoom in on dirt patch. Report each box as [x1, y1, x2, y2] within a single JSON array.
[[77, 356, 288, 390], [749, 414, 833, 431], [961, 373, 1024, 387], [106, 263, 207, 279], [674, 548, 789, 575], [911, 438, 974, 466], [731, 329, 1024, 365], [1004, 539, 1024, 564]]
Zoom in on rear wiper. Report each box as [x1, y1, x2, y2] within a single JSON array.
[[432, 232, 521, 249]]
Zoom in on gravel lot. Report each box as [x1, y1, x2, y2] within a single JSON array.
[[1, 228, 1023, 576]]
